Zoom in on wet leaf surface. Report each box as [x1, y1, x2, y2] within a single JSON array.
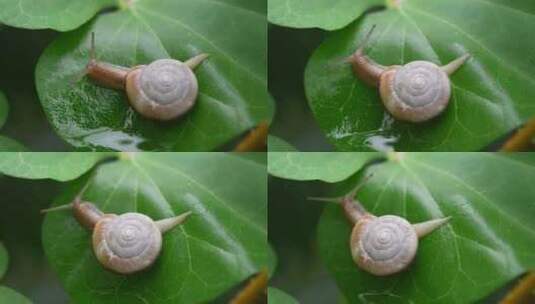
[[306, 1, 535, 151], [36, 0, 272, 151]]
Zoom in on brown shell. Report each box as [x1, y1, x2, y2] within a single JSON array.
[[379, 61, 451, 122], [350, 215, 418, 276], [125, 59, 198, 121], [92, 213, 162, 274]]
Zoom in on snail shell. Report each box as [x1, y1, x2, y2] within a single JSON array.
[[125, 59, 199, 121], [350, 215, 418, 276], [93, 213, 163, 274], [379, 61, 451, 122]]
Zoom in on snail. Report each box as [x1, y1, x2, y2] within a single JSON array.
[[348, 26, 470, 123], [311, 175, 450, 276], [42, 184, 192, 274], [85, 32, 209, 121]]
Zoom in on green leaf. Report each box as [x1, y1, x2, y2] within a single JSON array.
[[233, 152, 267, 166], [318, 152, 535, 303], [36, 0, 272, 152], [43, 153, 274, 303], [0, 91, 7, 129], [0, 242, 7, 279], [0, 0, 115, 31], [0, 286, 32, 304], [268, 135, 298, 152], [268, 287, 299, 304], [305, 1, 535, 151], [268, 152, 382, 182], [0, 136, 27, 152], [0, 92, 27, 152], [0, 152, 112, 181], [268, 0, 382, 30]]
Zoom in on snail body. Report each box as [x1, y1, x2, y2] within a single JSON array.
[[85, 33, 208, 121], [348, 26, 470, 123], [43, 191, 191, 274], [311, 175, 450, 276]]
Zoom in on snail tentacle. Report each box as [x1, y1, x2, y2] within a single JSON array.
[[413, 216, 451, 238], [308, 174, 374, 223], [185, 53, 210, 70], [155, 211, 193, 233], [441, 53, 471, 75], [349, 25, 387, 87], [85, 32, 130, 90]]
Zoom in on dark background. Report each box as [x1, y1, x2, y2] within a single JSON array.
[[0, 27, 69, 151], [268, 25, 333, 152], [0, 175, 68, 303]]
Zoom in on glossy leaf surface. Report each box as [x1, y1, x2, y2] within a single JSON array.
[[0, 0, 115, 31], [318, 153, 535, 303], [0, 152, 111, 181], [36, 0, 271, 151], [268, 152, 381, 182], [43, 153, 273, 303], [305, 1, 535, 151], [268, 0, 382, 30]]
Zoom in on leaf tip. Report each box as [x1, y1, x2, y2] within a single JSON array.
[[386, 0, 403, 9]]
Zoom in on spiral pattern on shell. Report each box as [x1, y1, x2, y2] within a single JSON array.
[[93, 213, 162, 274], [379, 61, 451, 122], [351, 215, 418, 276], [140, 59, 193, 105], [126, 59, 198, 120]]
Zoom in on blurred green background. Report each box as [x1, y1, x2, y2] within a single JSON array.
[[0, 27, 69, 151], [268, 25, 333, 152], [268, 175, 340, 302], [0, 175, 68, 303]]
